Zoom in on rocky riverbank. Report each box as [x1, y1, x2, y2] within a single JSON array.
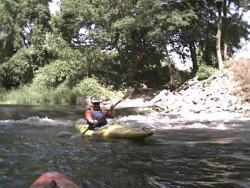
[[124, 59, 250, 115]]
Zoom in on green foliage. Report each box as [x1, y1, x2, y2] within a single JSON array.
[[0, 82, 67, 105], [234, 73, 243, 81], [72, 78, 116, 100], [0, 48, 34, 89], [0, 77, 118, 105], [32, 31, 88, 89], [52, 0, 84, 43], [32, 60, 68, 89], [0, 0, 53, 89], [0, 87, 7, 101], [0, 86, 44, 105], [0, 0, 52, 64], [168, 64, 191, 90], [49, 83, 76, 104], [172, 72, 185, 89], [197, 64, 215, 81]]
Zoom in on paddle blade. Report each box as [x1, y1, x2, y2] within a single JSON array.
[[122, 88, 134, 100], [75, 124, 89, 134]]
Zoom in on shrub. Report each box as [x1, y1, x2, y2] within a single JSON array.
[[172, 73, 185, 89], [49, 83, 83, 104], [234, 73, 243, 81], [197, 64, 214, 80], [0, 87, 7, 102], [0, 48, 34, 89], [72, 78, 117, 100]]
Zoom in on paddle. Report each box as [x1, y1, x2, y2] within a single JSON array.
[[100, 88, 134, 119], [80, 88, 134, 134]]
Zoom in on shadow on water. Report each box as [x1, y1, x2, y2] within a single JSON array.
[[0, 104, 152, 121], [0, 105, 48, 120]]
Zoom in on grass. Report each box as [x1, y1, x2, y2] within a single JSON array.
[[0, 78, 122, 105], [234, 73, 243, 81]]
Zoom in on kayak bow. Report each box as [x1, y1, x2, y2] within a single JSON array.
[[29, 171, 78, 188]]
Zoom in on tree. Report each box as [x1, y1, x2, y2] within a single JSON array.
[[0, 0, 52, 89], [142, 0, 198, 86], [0, 0, 24, 63], [67, 0, 166, 87], [177, 1, 212, 73], [73, 0, 199, 87], [221, 0, 250, 60], [53, 0, 84, 44], [1, 0, 249, 91], [207, 0, 249, 69]]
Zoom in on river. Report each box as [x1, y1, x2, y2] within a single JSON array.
[[0, 105, 250, 188]]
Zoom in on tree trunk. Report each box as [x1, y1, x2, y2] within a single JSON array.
[[164, 45, 173, 88], [224, 41, 229, 60], [167, 55, 173, 88], [222, 1, 230, 61], [216, 1, 224, 70], [189, 41, 198, 74]]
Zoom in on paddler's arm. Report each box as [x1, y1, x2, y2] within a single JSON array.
[[85, 109, 98, 125], [110, 104, 115, 117], [104, 104, 116, 117]]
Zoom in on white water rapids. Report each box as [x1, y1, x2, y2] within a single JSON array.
[[1, 110, 250, 131]]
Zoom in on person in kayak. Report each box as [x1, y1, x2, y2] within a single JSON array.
[[85, 97, 115, 130]]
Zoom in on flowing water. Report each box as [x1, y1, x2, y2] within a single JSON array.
[[0, 105, 250, 188]]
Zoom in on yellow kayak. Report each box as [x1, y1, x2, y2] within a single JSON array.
[[75, 124, 154, 139]]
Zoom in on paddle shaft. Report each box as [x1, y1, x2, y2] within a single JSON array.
[[97, 99, 121, 121], [98, 88, 134, 121]]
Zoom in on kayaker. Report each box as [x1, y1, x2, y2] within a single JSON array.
[[85, 97, 115, 130]]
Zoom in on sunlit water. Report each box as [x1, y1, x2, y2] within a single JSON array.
[[0, 105, 250, 188]]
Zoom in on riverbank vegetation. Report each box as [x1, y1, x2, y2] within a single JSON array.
[[0, 0, 249, 105]]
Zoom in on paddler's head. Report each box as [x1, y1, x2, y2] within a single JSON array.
[[91, 97, 101, 109]]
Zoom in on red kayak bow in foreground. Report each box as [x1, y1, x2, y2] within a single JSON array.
[[29, 171, 78, 188]]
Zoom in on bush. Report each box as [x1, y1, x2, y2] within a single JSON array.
[[0, 87, 7, 102], [72, 78, 118, 100], [0, 76, 122, 105], [0, 48, 34, 89], [197, 64, 214, 80], [0, 85, 45, 105]]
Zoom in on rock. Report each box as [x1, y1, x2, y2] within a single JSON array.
[[76, 97, 91, 105], [149, 60, 250, 114], [242, 84, 250, 92], [75, 59, 250, 115], [0, 107, 48, 120], [57, 131, 73, 138], [150, 89, 168, 103]]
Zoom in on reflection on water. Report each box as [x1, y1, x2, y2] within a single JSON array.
[[0, 105, 250, 187]]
